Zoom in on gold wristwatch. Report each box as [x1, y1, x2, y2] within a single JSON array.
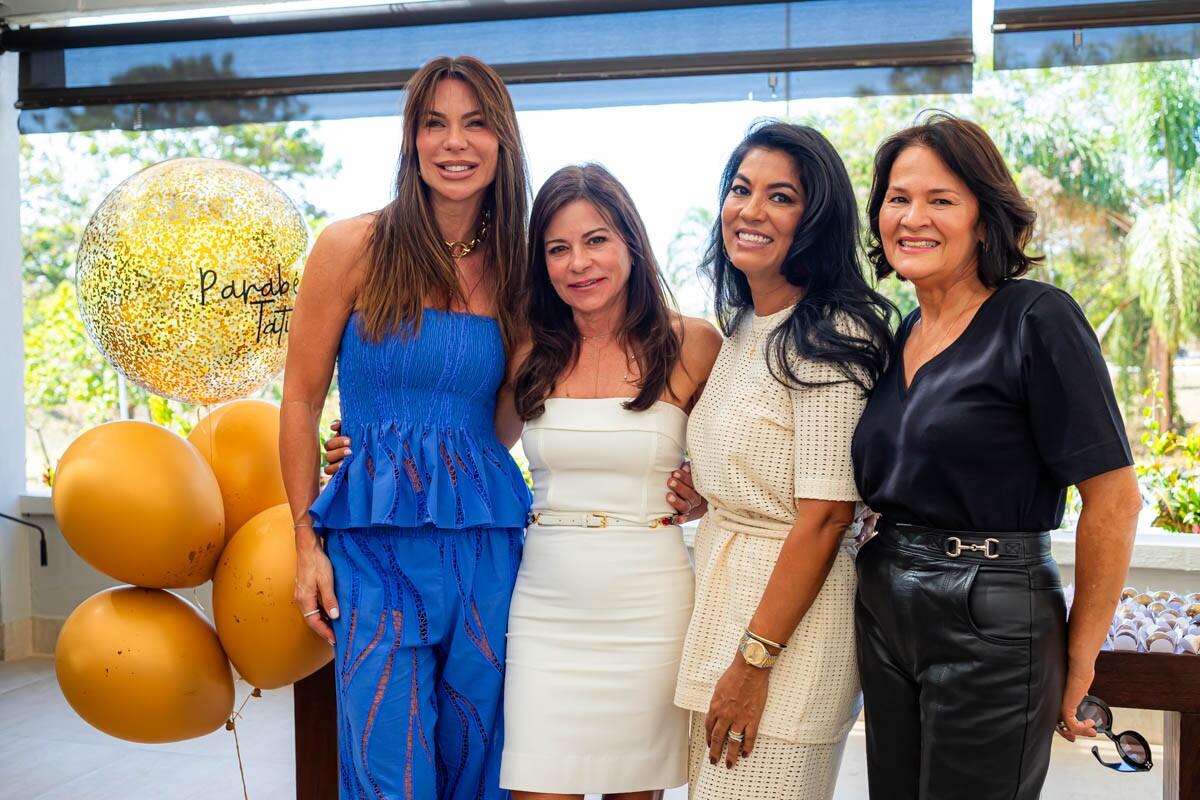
[[739, 631, 780, 668]]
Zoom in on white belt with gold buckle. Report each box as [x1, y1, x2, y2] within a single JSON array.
[[528, 511, 676, 529]]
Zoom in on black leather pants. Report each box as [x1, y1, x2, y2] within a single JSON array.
[[855, 522, 1067, 800]]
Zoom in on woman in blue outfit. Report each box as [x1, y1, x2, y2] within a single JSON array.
[[280, 56, 532, 800]]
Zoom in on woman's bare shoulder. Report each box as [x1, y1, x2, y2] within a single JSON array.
[[677, 314, 722, 355], [305, 214, 377, 293], [314, 213, 376, 252], [672, 313, 723, 382]]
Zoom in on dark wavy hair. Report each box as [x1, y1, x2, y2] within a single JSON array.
[[514, 164, 680, 420], [704, 121, 895, 394], [865, 111, 1042, 288]]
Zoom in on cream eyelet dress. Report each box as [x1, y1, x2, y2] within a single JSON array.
[[675, 306, 865, 799], [501, 397, 695, 794]]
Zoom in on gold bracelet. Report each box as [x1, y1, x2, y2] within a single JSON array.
[[745, 628, 787, 650], [293, 523, 314, 530]]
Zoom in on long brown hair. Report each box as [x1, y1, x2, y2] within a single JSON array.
[[514, 164, 681, 420], [360, 56, 529, 350]]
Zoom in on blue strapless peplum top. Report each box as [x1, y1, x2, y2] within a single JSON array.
[[308, 309, 531, 531]]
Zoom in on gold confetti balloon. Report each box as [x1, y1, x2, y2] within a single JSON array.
[[75, 158, 308, 404]]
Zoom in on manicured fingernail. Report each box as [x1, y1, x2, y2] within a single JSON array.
[[683, 463, 691, 473], [673, 471, 681, 478], [709, 758, 717, 765], [328, 607, 340, 619], [668, 494, 676, 502], [669, 479, 677, 487], [344, 448, 352, 456]]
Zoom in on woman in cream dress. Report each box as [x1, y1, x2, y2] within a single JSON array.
[[671, 122, 894, 799]]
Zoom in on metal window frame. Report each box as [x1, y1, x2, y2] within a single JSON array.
[[992, 0, 1200, 34], [13, 39, 972, 111], [1, 0, 773, 52], [5, 0, 975, 129]]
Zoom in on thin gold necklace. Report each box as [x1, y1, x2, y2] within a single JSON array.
[[444, 210, 489, 260], [566, 334, 637, 397], [589, 336, 612, 396]]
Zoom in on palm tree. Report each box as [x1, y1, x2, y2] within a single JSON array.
[[998, 60, 1200, 429]]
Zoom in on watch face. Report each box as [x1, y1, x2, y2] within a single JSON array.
[[743, 639, 767, 664]]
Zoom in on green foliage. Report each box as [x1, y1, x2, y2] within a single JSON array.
[[1136, 381, 1200, 533], [24, 281, 119, 424], [1112, 297, 1154, 433], [1125, 195, 1200, 343]]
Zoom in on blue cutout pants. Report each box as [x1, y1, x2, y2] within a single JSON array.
[[326, 527, 523, 800]]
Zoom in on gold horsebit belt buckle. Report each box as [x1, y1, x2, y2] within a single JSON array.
[[944, 536, 1001, 559]]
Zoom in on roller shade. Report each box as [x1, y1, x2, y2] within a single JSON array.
[[3, 0, 973, 132], [993, 0, 1200, 69]]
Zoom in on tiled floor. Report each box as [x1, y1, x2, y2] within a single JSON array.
[[0, 656, 1164, 799]]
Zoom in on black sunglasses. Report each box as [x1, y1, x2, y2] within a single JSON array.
[[1076, 695, 1153, 773]]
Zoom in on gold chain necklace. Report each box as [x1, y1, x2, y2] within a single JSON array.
[[564, 334, 637, 397], [444, 210, 489, 260]]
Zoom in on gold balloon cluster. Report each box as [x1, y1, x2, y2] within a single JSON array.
[[75, 158, 308, 405], [53, 402, 332, 744]]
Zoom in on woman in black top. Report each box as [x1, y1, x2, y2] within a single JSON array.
[[851, 113, 1141, 800]]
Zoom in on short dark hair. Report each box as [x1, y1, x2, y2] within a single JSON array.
[[705, 120, 895, 395], [514, 163, 680, 420], [866, 111, 1042, 288]]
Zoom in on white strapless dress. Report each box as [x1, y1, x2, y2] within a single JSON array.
[[500, 398, 694, 793]]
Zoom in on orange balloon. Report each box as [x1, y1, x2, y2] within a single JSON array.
[[188, 399, 288, 541], [213, 504, 332, 689], [56, 587, 234, 743], [52, 420, 224, 587]]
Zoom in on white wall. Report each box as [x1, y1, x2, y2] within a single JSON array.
[[0, 52, 34, 660]]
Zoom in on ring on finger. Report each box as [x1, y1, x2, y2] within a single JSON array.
[[302, 609, 321, 618], [1055, 721, 1068, 732], [727, 730, 745, 742]]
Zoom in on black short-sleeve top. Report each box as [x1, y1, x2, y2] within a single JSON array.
[[851, 279, 1132, 533]]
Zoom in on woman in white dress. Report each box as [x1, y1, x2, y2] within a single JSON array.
[[498, 163, 721, 800], [670, 122, 894, 799], [325, 162, 721, 800]]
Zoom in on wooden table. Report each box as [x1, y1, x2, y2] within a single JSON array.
[[294, 662, 337, 800], [293, 652, 1200, 799], [1089, 651, 1200, 799]]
